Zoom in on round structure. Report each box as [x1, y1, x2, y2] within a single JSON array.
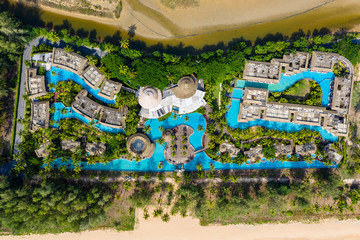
[[137, 86, 162, 109], [171, 76, 198, 99], [162, 129, 174, 142], [127, 133, 155, 158], [219, 144, 227, 153]]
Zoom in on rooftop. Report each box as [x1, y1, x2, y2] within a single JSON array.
[[26, 68, 47, 99], [52, 48, 88, 74], [85, 142, 106, 156], [99, 106, 128, 129], [72, 90, 102, 121], [81, 65, 105, 89], [98, 79, 122, 100], [295, 142, 317, 156], [30, 101, 50, 132], [61, 140, 81, 152], [171, 75, 198, 99], [126, 133, 155, 159]]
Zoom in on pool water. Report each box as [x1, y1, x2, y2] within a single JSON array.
[[47, 67, 116, 105], [232, 88, 243, 99]]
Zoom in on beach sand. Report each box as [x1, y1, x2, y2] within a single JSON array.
[[35, 0, 360, 40], [3, 209, 360, 240]]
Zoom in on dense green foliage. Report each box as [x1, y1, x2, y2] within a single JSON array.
[[269, 79, 322, 106], [0, 176, 114, 234]]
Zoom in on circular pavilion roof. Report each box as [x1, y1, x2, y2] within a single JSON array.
[[137, 86, 162, 109], [219, 144, 227, 153], [127, 133, 155, 158], [171, 76, 198, 99]]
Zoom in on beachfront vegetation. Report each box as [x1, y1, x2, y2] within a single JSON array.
[[161, 0, 199, 9]]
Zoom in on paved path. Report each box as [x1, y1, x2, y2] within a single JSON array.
[[12, 37, 108, 156]]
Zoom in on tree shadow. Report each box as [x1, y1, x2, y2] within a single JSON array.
[[128, 24, 137, 38]]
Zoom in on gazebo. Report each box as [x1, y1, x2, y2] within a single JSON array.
[[171, 75, 198, 99], [126, 133, 155, 159]]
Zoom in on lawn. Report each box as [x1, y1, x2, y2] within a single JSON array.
[[283, 79, 310, 98]]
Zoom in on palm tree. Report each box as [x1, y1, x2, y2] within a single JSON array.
[[210, 163, 215, 171], [157, 162, 163, 169], [158, 126, 165, 132], [161, 213, 170, 222], [157, 138, 165, 146], [143, 125, 151, 134], [48, 83, 56, 91], [197, 125, 204, 131], [60, 108, 68, 115], [184, 116, 189, 122], [51, 70, 57, 76], [120, 38, 130, 49], [64, 45, 74, 53], [172, 114, 178, 120], [196, 163, 203, 171], [49, 107, 56, 114]]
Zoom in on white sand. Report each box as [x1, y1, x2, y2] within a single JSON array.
[[3, 211, 360, 240]]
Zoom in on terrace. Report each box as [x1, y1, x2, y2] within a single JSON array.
[[61, 140, 81, 152], [98, 79, 122, 100], [52, 48, 88, 74], [81, 65, 105, 90], [295, 142, 317, 156], [30, 101, 50, 132], [244, 146, 263, 162], [26, 68, 47, 99], [219, 141, 240, 158], [35, 140, 50, 158], [71, 90, 102, 121], [85, 142, 106, 156], [99, 106, 128, 129]]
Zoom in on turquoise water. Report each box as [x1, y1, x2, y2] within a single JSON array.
[[236, 70, 334, 107], [47, 67, 116, 105], [52, 102, 124, 134], [232, 88, 243, 99]]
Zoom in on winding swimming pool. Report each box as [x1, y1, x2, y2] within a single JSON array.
[[47, 67, 116, 105]]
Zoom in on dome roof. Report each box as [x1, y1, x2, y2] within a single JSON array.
[[138, 86, 162, 109], [126, 133, 155, 158], [171, 76, 198, 99], [219, 144, 228, 153]]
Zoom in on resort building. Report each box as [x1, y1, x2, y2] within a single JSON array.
[[274, 144, 292, 157], [72, 90, 102, 121], [61, 140, 81, 153], [138, 75, 206, 119], [30, 101, 50, 132], [80, 65, 105, 90], [26, 68, 47, 99], [295, 142, 317, 156], [238, 51, 354, 137], [219, 141, 240, 158], [99, 106, 128, 129], [85, 142, 106, 156], [243, 52, 310, 84], [126, 133, 155, 159], [35, 141, 50, 158], [51, 48, 88, 74], [98, 79, 122, 100], [323, 144, 343, 164], [244, 146, 263, 162]]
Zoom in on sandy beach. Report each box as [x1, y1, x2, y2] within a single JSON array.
[[3, 210, 360, 240], [34, 0, 360, 41]]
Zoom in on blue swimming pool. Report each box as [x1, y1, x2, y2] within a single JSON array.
[[47, 67, 116, 105], [232, 88, 243, 99], [236, 70, 334, 107], [51, 102, 124, 134]]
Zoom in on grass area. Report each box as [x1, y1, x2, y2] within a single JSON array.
[[268, 79, 321, 106], [10, 55, 22, 154], [158, 112, 172, 121], [283, 79, 310, 98], [115, 1, 122, 19], [351, 81, 360, 110], [104, 200, 135, 231]]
